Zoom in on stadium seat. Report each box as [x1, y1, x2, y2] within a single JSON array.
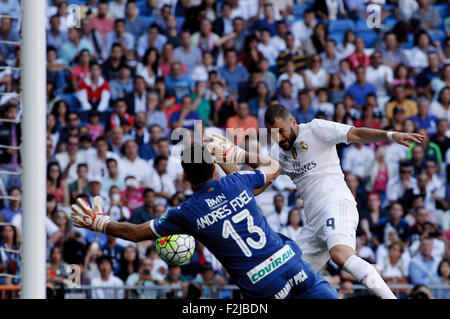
[[328, 31, 345, 45], [356, 30, 379, 47], [176, 17, 185, 28], [293, 3, 311, 19], [328, 19, 355, 32], [382, 17, 398, 30], [67, 0, 87, 4], [402, 33, 415, 49], [432, 4, 449, 21], [141, 16, 156, 28], [428, 29, 446, 44], [355, 19, 371, 32]]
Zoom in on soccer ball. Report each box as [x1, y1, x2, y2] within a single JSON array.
[[156, 234, 196, 265]]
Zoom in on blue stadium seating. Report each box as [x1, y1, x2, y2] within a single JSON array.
[[141, 16, 156, 28], [328, 31, 345, 45], [67, 0, 87, 4], [355, 19, 372, 32], [383, 17, 398, 30], [402, 33, 415, 49], [328, 19, 355, 32], [293, 3, 311, 19], [428, 29, 446, 44], [432, 4, 449, 21], [356, 30, 378, 47]]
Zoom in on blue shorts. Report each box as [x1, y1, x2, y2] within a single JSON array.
[[242, 258, 339, 299]]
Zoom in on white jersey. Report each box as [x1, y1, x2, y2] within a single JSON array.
[[270, 119, 356, 222]]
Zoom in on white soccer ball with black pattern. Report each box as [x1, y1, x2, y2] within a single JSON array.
[[156, 234, 196, 265]]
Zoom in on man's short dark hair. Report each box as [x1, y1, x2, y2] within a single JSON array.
[[77, 163, 88, 170], [154, 155, 168, 167], [95, 135, 109, 145], [96, 255, 113, 268], [264, 104, 292, 126], [181, 145, 214, 185], [106, 158, 118, 166], [143, 188, 155, 196]]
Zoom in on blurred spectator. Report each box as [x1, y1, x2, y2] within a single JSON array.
[[0, 187, 21, 222], [0, 224, 21, 285], [109, 64, 134, 100], [342, 143, 375, 179], [91, 255, 125, 299], [192, 262, 227, 298], [47, 162, 70, 207], [138, 24, 168, 57], [165, 264, 188, 299], [126, 257, 167, 299], [69, 163, 89, 203], [360, 192, 388, 244], [430, 119, 450, 157], [225, 101, 258, 146], [143, 156, 176, 205], [409, 237, 442, 286], [121, 175, 145, 213], [381, 32, 409, 69], [293, 90, 315, 124], [166, 62, 195, 102], [374, 202, 411, 244], [304, 54, 329, 92], [347, 66, 377, 108], [47, 15, 68, 54], [218, 49, 248, 97], [280, 208, 303, 240], [105, 185, 130, 222], [266, 194, 289, 233], [0, 17, 19, 60], [117, 244, 140, 282], [60, 27, 94, 66], [90, 1, 115, 39], [130, 188, 156, 225], [174, 31, 202, 76], [77, 61, 111, 111], [410, 0, 441, 30], [105, 19, 135, 54], [276, 32, 307, 75], [430, 259, 450, 299], [385, 85, 418, 119], [409, 31, 438, 73], [365, 146, 396, 195], [377, 241, 410, 285], [291, 9, 316, 45], [338, 280, 354, 299]]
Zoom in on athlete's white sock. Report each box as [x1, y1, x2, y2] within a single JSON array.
[[343, 255, 396, 299]]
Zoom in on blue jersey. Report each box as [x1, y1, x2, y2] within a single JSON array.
[[150, 170, 304, 294]]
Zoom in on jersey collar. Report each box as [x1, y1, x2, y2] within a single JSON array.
[[194, 179, 218, 193]]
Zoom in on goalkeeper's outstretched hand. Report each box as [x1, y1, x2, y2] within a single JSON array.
[[70, 196, 110, 233], [204, 134, 246, 164]]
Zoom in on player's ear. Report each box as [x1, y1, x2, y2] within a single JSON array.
[[290, 116, 297, 126]]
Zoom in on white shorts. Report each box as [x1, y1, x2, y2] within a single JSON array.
[[295, 198, 359, 272]]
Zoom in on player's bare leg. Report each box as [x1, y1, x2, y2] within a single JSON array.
[[329, 245, 396, 299]]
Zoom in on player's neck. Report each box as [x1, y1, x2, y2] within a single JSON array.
[[191, 178, 214, 191]]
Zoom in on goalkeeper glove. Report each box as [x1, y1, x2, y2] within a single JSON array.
[[204, 134, 246, 164], [70, 196, 110, 233]]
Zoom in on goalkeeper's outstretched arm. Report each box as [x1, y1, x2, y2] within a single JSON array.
[[71, 197, 157, 242]]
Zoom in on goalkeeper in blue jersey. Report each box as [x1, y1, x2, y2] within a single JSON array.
[[70, 142, 338, 299]]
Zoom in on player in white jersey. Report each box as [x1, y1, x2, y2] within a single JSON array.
[[263, 104, 424, 299]]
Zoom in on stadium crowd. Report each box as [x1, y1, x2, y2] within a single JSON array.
[[0, 0, 450, 299]]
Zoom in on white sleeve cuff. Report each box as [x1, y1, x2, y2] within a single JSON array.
[[149, 220, 162, 238]]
